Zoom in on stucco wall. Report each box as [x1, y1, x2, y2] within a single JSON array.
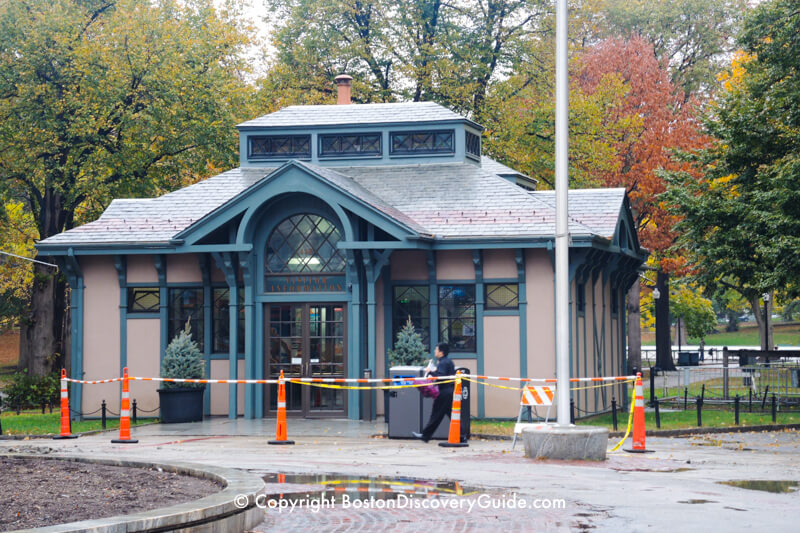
[[390, 250, 427, 280], [126, 318, 160, 415], [81, 256, 121, 414], [209, 359, 246, 416], [483, 315, 521, 418], [167, 254, 202, 283], [483, 249, 517, 279], [525, 249, 555, 380], [436, 250, 474, 280], [126, 255, 158, 283]]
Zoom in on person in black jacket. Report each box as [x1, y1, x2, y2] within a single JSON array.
[[412, 343, 456, 442]]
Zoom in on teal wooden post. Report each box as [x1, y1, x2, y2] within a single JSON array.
[[239, 252, 255, 419], [515, 250, 528, 379], [212, 252, 239, 419], [473, 251, 485, 418], [113, 256, 127, 378], [200, 256, 212, 417]]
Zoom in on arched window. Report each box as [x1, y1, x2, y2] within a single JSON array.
[[266, 214, 346, 274]]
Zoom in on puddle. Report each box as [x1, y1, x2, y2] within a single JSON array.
[[678, 499, 717, 504], [717, 480, 800, 493], [263, 472, 482, 503]]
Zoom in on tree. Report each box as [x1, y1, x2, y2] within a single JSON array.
[[0, 0, 256, 375], [670, 285, 717, 342], [576, 36, 708, 370], [664, 0, 800, 351], [0, 199, 38, 330], [598, 0, 747, 97], [712, 288, 749, 332], [388, 316, 427, 367]]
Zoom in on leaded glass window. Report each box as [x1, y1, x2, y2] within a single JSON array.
[[485, 283, 518, 310], [168, 288, 204, 351], [439, 285, 476, 352], [392, 286, 431, 350], [266, 214, 346, 273], [465, 131, 481, 158], [319, 133, 381, 157], [212, 288, 245, 353], [127, 287, 159, 313], [249, 135, 311, 159], [390, 130, 454, 155]]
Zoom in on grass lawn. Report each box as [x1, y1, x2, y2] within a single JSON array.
[[471, 408, 800, 436], [642, 321, 800, 347], [0, 410, 155, 436]]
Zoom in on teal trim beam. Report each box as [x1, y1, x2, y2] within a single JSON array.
[[346, 249, 362, 420], [239, 252, 255, 419], [155, 255, 168, 363], [473, 250, 485, 418], [62, 251, 83, 419], [515, 250, 528, 379], [200, 256, 212, 417], [113, 256, 127, 378], [211, 252, 238, 419]]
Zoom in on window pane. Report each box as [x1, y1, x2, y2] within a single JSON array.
[[319, 133, 381, 157], [486, 283, 518, 309], [392, 286, 430, 350], [466, 131, 481, 157], [212, 288, 245, 353], [168, 288, 204, 352], [438, 285, 476, 352], [265, 214, 346, 274], [128, 287, 159, 313], [249, 135, 311, 159], [390, 130, 454, 154]]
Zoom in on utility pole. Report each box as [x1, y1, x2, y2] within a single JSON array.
[[554, 0, 570, 426]]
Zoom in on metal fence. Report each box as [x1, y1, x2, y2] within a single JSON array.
[[643, 364, 800, 402]]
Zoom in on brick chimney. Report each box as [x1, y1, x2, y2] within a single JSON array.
[[334, 74, 353, 105]]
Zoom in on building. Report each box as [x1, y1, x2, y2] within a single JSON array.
[[37, 77, 646, 421]]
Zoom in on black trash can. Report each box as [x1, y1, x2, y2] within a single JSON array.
[[457, 367, 471, 441]]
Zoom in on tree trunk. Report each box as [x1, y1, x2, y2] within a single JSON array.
[[655, 270, 676, 370], [626, 278, 641, 373], [17, 262, 65, 375], [725, 310, 739, 332], [749, 293, 773, 351]]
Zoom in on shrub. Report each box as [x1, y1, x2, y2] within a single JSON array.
[[160, 322, 204, 389], [0, 370, 59, 410], [388, 316, 428, 367]]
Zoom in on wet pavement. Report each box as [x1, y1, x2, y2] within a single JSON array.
[[1, 419, 798, 531]]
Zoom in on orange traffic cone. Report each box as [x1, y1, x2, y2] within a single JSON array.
[[269, 370, 294, 445], [53, 369, 77, 440], [624, 372, 653, 453], [439, 372, 468, 448], [112, 367, 138, 444]]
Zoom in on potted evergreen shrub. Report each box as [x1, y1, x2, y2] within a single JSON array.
[[158, 322, 205, 423], [386, 316, 428, 423]]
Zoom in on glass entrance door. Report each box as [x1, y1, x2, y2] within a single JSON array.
[[266, 303, 347, 417]]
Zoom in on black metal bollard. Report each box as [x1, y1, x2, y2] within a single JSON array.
[[101, 400, 107, 430], [132, 399, 138, 425], [654, 397, 661, 429], [684, 388, 688, 410], [701, 383, 706, 401], [771, 394, 776, 423], [526, 405, 533, 423], [761, 385, 769, 410], [611, 396, 618, 431], [16, 400, 20, 415], [696, 397, 703, 427], [649, 369, 656, 406], [570, 399, 575, 424], [0, 406, 3, 435], [749, 388, 753, 412], [734, 395, 740, 425]]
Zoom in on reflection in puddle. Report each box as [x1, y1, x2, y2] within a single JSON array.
[[678, 499, 717, 504], [262, 473, 481, 503], [717, 480, 799, 493]]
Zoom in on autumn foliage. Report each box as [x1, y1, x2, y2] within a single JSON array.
[[576, 37, 709, 273]]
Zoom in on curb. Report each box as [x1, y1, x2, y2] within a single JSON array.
[[2, 453, 265, 533], [472, 423, 800, 441]]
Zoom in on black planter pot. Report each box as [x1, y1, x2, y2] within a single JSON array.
[[157, 387, 205, 423]]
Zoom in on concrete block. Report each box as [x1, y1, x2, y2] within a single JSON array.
[[522, 425, 608, 461]]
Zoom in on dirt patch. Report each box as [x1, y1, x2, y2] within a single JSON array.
[[0, 456, 222, 531]]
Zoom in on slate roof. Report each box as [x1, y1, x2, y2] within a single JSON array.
[[38, 162, 628, 246], [480, 156, 523, 177], [237, 102, 479, 129]]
